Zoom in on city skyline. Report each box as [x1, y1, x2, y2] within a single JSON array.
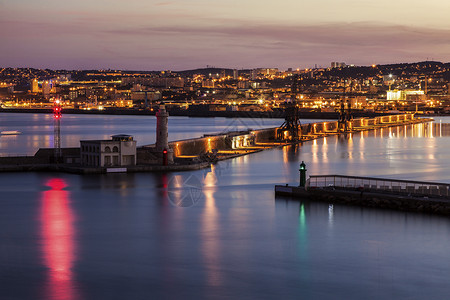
[[2, 0, 450, 71]]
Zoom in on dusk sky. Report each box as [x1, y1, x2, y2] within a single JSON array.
[[2, 0, 450, 71]]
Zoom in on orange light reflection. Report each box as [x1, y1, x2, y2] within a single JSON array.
[[201, 165, 223, 286]]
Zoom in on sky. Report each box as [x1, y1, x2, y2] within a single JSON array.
[[1, 0, 450, 71]]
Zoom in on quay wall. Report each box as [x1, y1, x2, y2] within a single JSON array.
[[159, 127, 279, 157], [309, 188, 450, 215], [167, 127, 278, 156], [147, 114, 420, 157], [275, 185, 450, 215], [169, 134, 230, 156], [253, 127, 278, 142], [0, 156, 48, 165]]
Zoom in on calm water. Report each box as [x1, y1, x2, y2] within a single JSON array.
[[1, 113, 450, 299]]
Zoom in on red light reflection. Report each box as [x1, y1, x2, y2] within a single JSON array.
[[41, 178, 78, 300]]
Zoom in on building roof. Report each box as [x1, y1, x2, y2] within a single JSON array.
[[111, 134, 134, 141], [80, 134, 135, 143]]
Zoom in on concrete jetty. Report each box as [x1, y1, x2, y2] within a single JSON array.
[[0, 114, 433, 174], [275, 174, 450, 215], [153, 114, 431, 158]]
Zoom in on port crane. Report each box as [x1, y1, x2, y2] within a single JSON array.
[[278, 74, 302, 141]]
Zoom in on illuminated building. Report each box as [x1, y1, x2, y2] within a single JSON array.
[[31, 78, 40, 93], [387, 90, 425, 101], [259, 68, 278, 76], [202, 79, 215, 88], [251, 69, 257, 80], [42, 80, 53, 98], [69, 88, 78, 100], [331, 62, 346, 68]]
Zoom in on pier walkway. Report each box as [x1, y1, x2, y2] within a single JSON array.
[[275, 175, 450, 215], [307, 175, 450, 198]]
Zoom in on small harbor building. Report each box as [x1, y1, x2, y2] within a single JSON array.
[[80, 135, 136, 167]]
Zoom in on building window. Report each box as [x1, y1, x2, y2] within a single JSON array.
[[112, 146, 119, 153], [105, 146, 111, 153]]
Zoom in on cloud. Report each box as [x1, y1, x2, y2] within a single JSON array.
[[101, 21, 450, 62], [104, 21, 450, 46], [154, 2, 174, 6], [1, 17, 450, 70]]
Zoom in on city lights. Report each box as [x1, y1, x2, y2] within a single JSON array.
[[0, 62, 448, 116]]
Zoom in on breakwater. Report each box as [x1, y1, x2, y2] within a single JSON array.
[[275, 174, 450, 215], [0, 114, 432, 173], [164, 114, 430, 158]]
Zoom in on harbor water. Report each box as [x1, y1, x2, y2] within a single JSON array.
[[1, 113, 450, 299]]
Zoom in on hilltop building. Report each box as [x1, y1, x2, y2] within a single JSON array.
[[331, 62, 346, 68]]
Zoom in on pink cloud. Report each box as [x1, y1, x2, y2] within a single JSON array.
[[1, 16, 450, 70]]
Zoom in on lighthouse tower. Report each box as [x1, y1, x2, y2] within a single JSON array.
[[155, 104, 173, 164]]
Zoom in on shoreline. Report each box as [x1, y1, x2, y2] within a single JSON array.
[[0, 107, 439, 119]]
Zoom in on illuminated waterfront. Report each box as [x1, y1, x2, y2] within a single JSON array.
[[0, 113, 287, 156], [1, 113, 450, 299]]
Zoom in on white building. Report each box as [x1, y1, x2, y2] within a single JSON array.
[[331, 62, 346, 68], [387, 90, 425, 101], [80, 135, 136, 167]]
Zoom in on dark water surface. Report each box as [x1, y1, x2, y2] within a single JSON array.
[[1, 113, 450, 299]]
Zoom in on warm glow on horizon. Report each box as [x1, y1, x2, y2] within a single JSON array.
[[1, 0, 450, 70]]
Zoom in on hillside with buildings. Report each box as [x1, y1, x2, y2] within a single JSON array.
[[0, 61, 449, 115]]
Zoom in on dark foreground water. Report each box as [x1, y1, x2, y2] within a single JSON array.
[[1, 113, 450, 299]]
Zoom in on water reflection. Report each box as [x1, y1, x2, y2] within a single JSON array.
[[156, 173, 170, 206], [337, 134, 354, 161], [322, 137, 328, 162], [311, 139, 319, 163], [201, 164, 223, 286], [328, 204, 334, 227], [282, 145, 302, 180], [298, 203, 307, 242], [282, 144, 300, 163], [297, 202, 310, 284], [40, 178, 78, 300], [80, 173, 136, 198]]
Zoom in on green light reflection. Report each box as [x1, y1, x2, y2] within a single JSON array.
[[297, 202, 309, 285]]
